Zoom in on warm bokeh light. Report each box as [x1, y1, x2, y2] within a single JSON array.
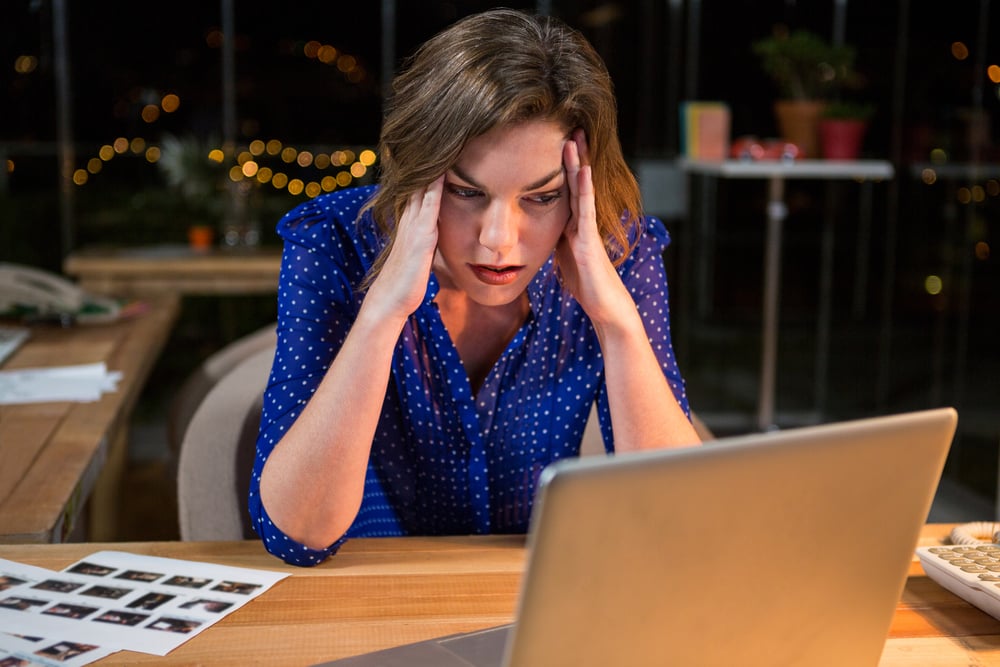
[[952, 41, 969, 60], [208, 148, 225, 163], [249, 140, 265, 156], [161, 94, 180, 113], [322, 175, 337, 191], [14, 55, 38, 74], [297, 151, 314, 167], [314, 153, 331, 169], [336, 171, 352, 187], [113, 137, 130, 154], [271, 173, 289, 189], [930, 148, 948, 163], [266, 139, 282, 155], [144, 147, 160, 163], [988, 65, 1000, 83], [256, 167, 273, 184], [141, 104, 160, 123], [281, 147, 297, 163], [360, 149, 377, 166], [957, 187, 971, 204], [99, 145, 115, 161], [205, 29, 224, 49], [318, 45, 338, 64], [921, 168, 937, 185], [305, 181, 322, 197], [87, 158, 103, 174], [924, 275, 943, 295], [987, 179, 1000, 197], [975, 241, 991, 260], [350, 162, 367, 178], [130, 137, 146, 154], [73, 169, 88, 185], [303, 41, 322, 58], [242, 161, 259, 177], [6, 159, 14, 174], [287, 178, 305, 195]]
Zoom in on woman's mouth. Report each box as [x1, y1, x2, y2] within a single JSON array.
[[469, 263, 523, 285]]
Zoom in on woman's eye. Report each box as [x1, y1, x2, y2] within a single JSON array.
[[528, 191, 562, 205], [445, 184, 481, 199]]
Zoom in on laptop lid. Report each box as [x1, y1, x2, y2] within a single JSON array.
[[504, 407, 956, 666], [316, 408, 956, 667]]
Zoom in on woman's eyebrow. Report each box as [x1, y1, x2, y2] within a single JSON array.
[[448, 165, 565, 192]]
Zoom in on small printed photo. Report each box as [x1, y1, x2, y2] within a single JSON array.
[[162, 575, 211, 589], [93, 610, 150, 626], [34, 641, 100, 661], [79, 584, 132, 600], [212, 580, 261, 595], [31, 579, 84, 594], [127, 592, 175, 610], [115, 569, 163, 583], [180, 598, 233, 613], [42, 602, 100, 620], [66, 562, 114, 577], [0, 596, 48, 611], [0, 575, 27, 591], [0, 657, 30, 667], [147, 616, 203, 634]]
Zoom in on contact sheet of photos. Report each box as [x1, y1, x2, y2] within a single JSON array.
[[0, 551, 288, 665]]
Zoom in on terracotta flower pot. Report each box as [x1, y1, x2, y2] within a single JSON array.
[[773, 100, 826, 158], [819, 118, 868, 160]]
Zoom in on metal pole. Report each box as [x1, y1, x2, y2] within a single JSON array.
[[381, 0, 396, 100], [53, 0, 74, 259]]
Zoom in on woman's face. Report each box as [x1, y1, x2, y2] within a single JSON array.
[[433, 119, 571, 306]]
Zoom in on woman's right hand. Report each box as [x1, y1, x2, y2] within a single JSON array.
[[364, 176, 444, 321]]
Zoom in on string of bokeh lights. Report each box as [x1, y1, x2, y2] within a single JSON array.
[[69, 33, 377, 199]]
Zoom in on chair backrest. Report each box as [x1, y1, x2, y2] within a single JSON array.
[[176, 345, 274, 540], [167, 323, 277, 459]]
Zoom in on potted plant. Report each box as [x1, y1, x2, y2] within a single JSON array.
[[157, 133, 226, 249], [752, 28, 863, 158], [819, 101, 875, 159]]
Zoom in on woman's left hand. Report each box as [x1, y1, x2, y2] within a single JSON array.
[[556, 129, 631, 326]]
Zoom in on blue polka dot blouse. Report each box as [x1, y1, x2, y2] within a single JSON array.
[[248, 185, 691, 565]]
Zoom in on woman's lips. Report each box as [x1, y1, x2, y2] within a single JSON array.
[[470, 263, 523, 285]]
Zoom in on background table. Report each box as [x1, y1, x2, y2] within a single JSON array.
[[1, 525, 997, 665], [0, 292, 180, 542], [63, 245, 282, 296], [681, 159, 895, 431]]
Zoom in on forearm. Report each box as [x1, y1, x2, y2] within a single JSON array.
[[593, 301, 700, 451], [258, 303, 407, 549]]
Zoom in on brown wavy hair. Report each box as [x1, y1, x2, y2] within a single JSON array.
[[363, 8, 642, 280]]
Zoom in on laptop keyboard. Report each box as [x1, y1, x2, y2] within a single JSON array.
[[0, 326, 30, 367], [916, 543, 1000, 621]]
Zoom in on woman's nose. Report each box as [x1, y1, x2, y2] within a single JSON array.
[[479, 202, 519, 253]]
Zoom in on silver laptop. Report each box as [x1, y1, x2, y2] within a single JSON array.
[[317, 408, 957, 667]]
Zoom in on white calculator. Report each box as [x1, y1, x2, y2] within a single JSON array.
[[916, 540, 1000, 621]]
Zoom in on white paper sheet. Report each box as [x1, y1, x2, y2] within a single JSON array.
[[0, 551, 289, 658], [0, 363, 122, 405]]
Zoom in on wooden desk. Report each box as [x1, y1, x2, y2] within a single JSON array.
[[63, 245, 282, 296], [0, 293, 180, 543], [0, 525, 997, 665]]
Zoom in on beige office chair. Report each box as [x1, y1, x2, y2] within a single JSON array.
[[579, 404, 714, 456], [176, 344, 274, 540], [167, 323, 277, 460]]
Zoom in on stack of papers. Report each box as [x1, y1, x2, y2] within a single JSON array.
[[0, 551, 288, 665], [0, 363, 121, 405]]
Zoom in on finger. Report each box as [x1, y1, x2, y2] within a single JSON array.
[[573, 128, 591, 167], [576, 164, 597, 235]]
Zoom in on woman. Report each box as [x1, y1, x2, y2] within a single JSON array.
[[249, 8, 701, 566]]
